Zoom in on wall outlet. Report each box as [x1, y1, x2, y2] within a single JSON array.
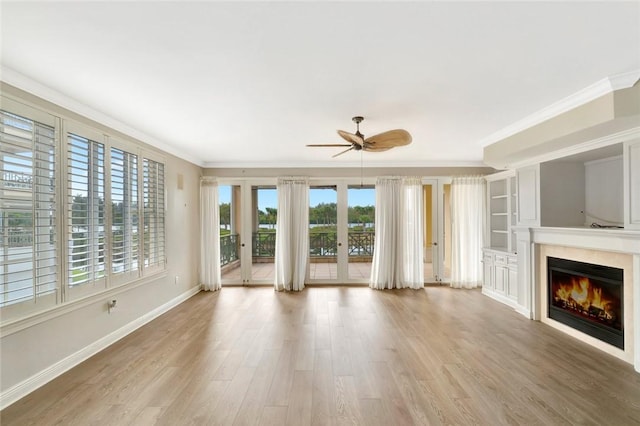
[[107, 299, 117, 314], [174, 275, 179, 285]]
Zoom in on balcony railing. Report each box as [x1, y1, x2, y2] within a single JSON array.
[[220, 234, 239, 266], [253, 232, 275, 257], [219, 230, 374, 264], [347, 231, 374, 256], [309, 231, 337, 257]]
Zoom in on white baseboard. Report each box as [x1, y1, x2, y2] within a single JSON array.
[[482, 288, 532, 319], [514, 305, 532, 319], [0, 286, 201, 410], [482, 288, 519, 310]]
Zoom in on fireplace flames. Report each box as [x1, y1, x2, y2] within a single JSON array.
[[552, 276, 618, 325]]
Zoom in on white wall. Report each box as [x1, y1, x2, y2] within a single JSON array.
[[540, 162, 585, 227], [585, 156, 624, 226]]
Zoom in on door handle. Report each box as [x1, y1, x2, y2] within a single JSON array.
[[338, 242, 342, 247], [241, 243, 245, 247], [433, 242, 438, 246]]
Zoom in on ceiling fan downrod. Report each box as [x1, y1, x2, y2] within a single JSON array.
[[352, 116, 364, 145]]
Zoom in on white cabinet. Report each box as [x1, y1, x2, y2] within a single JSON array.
[[494, 254, 507, 294], [482, 248, 518, 308], [516, 165, 540, 227], [507, 256, 518, 299], [483, 253, 494, 290]]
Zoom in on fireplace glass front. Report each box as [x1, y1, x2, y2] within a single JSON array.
[[547, 257, 623, 349]]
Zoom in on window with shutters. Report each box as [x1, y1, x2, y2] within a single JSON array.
[[0, 110, 57, 307], [110, 147, 139, 280], [143, 158, 165, 272], [67, 133, 105, 289], [1, 98, 167, 320]]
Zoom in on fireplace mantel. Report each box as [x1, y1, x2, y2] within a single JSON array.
[[513, 225, 640, 372], [521, 226, 640, 254]]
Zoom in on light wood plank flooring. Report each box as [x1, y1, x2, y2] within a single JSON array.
[[2, 286, 640, 425]]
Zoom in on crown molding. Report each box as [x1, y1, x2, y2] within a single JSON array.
[[201, 159, 489, 169], [479, 70, 640, 148], [0, 66, 205, 168]]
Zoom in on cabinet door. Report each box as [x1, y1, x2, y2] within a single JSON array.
[[517, 165, 540, 226], [483, 254, 493, 289], [508, 266, 518, 299], [495, 264, 507, 294]]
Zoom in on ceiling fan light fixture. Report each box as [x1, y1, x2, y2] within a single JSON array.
[[306, 115, 411, 158]]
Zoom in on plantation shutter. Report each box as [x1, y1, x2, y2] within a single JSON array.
[[67, 133, 106, 290], [0, 110, 57, 307], [143, 158, 165, 272], [110, 147, 139, 282]]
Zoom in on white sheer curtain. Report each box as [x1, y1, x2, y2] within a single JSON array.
[[200, 177, 221, 291], [370, 176, 424, 290], [402, 177, 424, 288], [274, 177, 309, 291], [450, 176, 486, 289]]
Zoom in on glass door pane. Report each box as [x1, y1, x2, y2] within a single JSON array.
[[308, 186, 337, 281], [347, 185, 374, 280], [220, 184, 242, 283], [251, 186, 277, 283]]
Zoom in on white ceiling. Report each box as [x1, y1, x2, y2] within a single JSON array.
[[1, 1, 639, 168]]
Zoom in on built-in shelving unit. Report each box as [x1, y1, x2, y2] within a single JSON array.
[[484, 171, 518, 308], [487, 171, 517, 253], [510, 175, 517, 252], [489, 179, 508, 250]]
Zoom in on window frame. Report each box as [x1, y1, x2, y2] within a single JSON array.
[[141, 155, 166, 275], [0, 95, 167, 322], [0, 98, 60, 317], [64, 121, 108, 300], [108, 138, 141, 286]]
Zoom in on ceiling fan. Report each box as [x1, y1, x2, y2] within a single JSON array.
[[307, 116, 412, 158]]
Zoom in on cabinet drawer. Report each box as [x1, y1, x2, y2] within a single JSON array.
[[494, 254, 507, 265]]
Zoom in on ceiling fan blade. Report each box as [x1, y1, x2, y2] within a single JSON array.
[[332, 146, 354, 158], [364, 146, 392, 153], [306, 144, 352, 147], [364, 129, 412, 149], [337, 130, 364, 147]]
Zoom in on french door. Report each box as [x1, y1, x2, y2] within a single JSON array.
[[219, 180, 277, 285], [307, 179, 375, 284], [423, 178, 452, 283]]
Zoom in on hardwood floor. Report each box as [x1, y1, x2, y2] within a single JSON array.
[[2, 286, 640, 425]]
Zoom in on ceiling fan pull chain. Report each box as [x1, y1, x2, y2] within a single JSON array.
[[360, 150, 364, 187]]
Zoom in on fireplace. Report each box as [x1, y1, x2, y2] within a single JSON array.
[[547, 257, 624, 349]]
